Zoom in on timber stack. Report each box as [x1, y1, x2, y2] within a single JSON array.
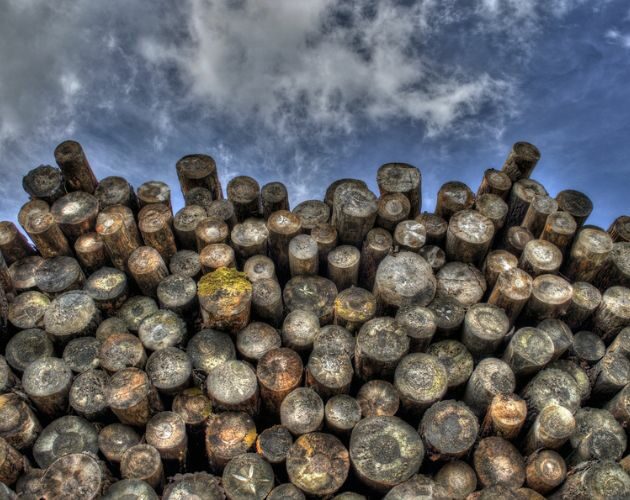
[[0, 140, 629, 499]]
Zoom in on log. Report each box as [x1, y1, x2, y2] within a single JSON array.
[[562, 281, 601, 329], [474, 437, 525, 488], [591, 286, 630, 342], [22, 357, 73, 419], [231, 218, 269, 264], [605, 383, 630, 427], [435, 181, 474, 221], [145, 412, 187, 472], [18, 198, 50, 233], [281, 309, 319, 353], [63, 337, 101, 373], [206, 360, 258, 415], [251, 278, 283, 327], [293, 200, 330, 231], [463, 358, 516, 417], [95, 209, 141, 271], [184, 187, 213, 213], [556, 189, 593, 227], [436, 261, 487, 307], [138, 309, 186, 351], [288, 234, 318, 277], [69, 369, 110, 420], [50, 191, 99, 243], [176, 154, 221, 200], [477, 168, 512, 199], [0, 393, 41, 451], [286, 433, 349, 497], [8, 291, 49, 330], [94, 176, 137, 211], [418, 244, 446, 272], [137, 181, 171, 211], [590, 352, 630, 399], [548, 359, 591, 403], [376, 162, 422, 216], [103, 479, 159, 499], [445, 210, 494, 265], [394, 353, 448, 416], [313, 325, 355, 359], [98, 423, 142, 467], [261, 182, 289, 219], [243, 254, 276, 282], [487, 268, 533, 326], [427, 296, 466, 338], [355, 317, 409, 380], [521, 368, 581, 417], [206, 199, 238, 229], [127, 246, 169, 297], [227, 176, 261, 221], [481, 394, 527, 440], [256, 425, 293, 465], [280, 388, 324, 435], [594, 242, 630, 289], [54, 140, 98, 193], [236, 322, 282, 364], [395, 304, 437, 352], [171, 387, 213, 434], [349, 416, 423, 492], [138, 204, 177, 262], [283, 275, 337, 324], [333, 183, 378, 247], [374, 252, 436, 313], [222, 452, 274, 499], [537, 318, 573, 360], [324, 178, 367, 210], [504, 179, 547, 231], [8, 255, 43, 292], [356, 380, 399, 418], [540, 210, 577, 256], [157, 274, 197, 315], [33, 415, 99, 468], [35, 256, 85, 296], [195, 218, 229, 251], [257, 348, 303, 415], [84, 266, 128, 313], [569, 408, 626, 464], [475, 193, 508, 232], [327, 245, 360, 291], [311, 223, 338, 275], [98, 332, 146, 373], [268, 483, 305, 500], [186, 329, 236, 376], [74, 232, 109, 272], [549, 460, 630, 500], [40, 453, 112, 499], [500, 142, 541, 181], [501, 226, 534, 257], [120, 444, 164, 491], [502, 327, 554, 377], [522, 195, 557, 237], [106, 367, 162, 426], [199, 243, 235, 273], [95, 316, 129, 341], [325, 394, 361, 434], [462, 303, 510, 358], [482, 250, 518, 291], [525, 450, 566, 495], [377, 193, 411, 232], [306, 348, 353, 398], [333, 286, 376, 333], [267, 210, 302, 283], [415, 212, 448, 246], [0, 221, 35, 264], [519, 239, 563, 276], [358, 228, 392, 291], [570, 330, 606, 364], [0, 437, 24, 486], [172, 205, 207, 250], [420, 400, 479, 460], [393, 219, 426, 252], [22, 165, 65, 204], [197, 268, 252, 333], [145, 347, 192, 396], [523, 274, 573, 322], [609, 215, 630, 242], [5, 328, 54, 373], [435, 461, 478, 499], [426, 340, 474, 389], [564, 227, 613, 282], [607, 325, 630, 359]]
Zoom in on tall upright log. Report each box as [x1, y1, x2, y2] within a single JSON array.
[[376, 163, 422, 216], [435, 181, 474, 221], [176, 154, 222, 200], [500, 141, 541, 181], [261, 182, 289, 219], [54, 140, 98, 193]]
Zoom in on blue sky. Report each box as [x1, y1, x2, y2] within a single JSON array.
[[0, 0, 628, 227]]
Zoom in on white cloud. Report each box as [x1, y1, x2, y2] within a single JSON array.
[[606, 29, 630, 49]]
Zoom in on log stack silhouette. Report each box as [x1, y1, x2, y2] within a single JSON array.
[[0, 139, 629, 498]]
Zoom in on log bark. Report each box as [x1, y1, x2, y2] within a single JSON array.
[[223, 452, 274, 499], [503, 179, 547, 231], [435, 181, 474, 221], [54, 140, 98, 193], [519, 239, 563, 276], [0, 222, 35, 264], [591, 286, 630, 342], [523, 274, 573, 322], [106, 367, 162, 426], [293, 200, 329, 231], [327, 244, 360, 291], [333, 286, 377, 333], [487, 268, 533, 326], [376, 163, 422, 216], [172, 205, 207, 250], [261, 182, 289, 219], [280, 387, 324, 435], [376, 193, 411, 232], [500, 141, 541, 181], [420, 400, 479, 460], [74, 232, 110, 272], [206, 199, 237, 229], [22, 165, 65, 204], [283, 275, 337, 324], [474, 437, 525, 488], [446, 209, 494, 265], [95, 210, 141, 271], [522, 195, 558, 237], [22, 357, 73, 419], [608, 215, 630, 242], [127, 246, 169, 297], [463, 358, 515, 417], [311, 223, 338, 275], [120, 444, 164, 491], [358, 227, 392, 291], [562, 280, 601, 329], [394, 353, 447, 416], [267, 210, 302, 283], [288, 234, 318, 277], [477, 168, 512, 198], [333, 183, 378, 247], [356, 317, 409, 381], [563, 227, 613, 282], [145, 347, 192, 396], [94, 176, 137, 211], [556, 189, 593, 227], [227, 176, 260, 221], [206, 360, 259, 415], [137, 181, 171, 212], [176, 154, 221, 200], [251, 278, 283, 327], [394, 219, 426, 252], [415, 212, 448, 245], [476, 193, 508, 232], [481, 394, 527, 440], [205, 411, 257, 471], [257, 348, 303, 415]]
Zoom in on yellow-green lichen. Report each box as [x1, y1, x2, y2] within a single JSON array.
[[197, 267, 252, 298]]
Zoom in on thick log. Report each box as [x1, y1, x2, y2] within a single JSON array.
[[176, 154, 221, 199], [327, 244, 360, 291], [186, 329, 235, 376], [463, 358, 515, 417], [521, 368, 581, 417], [590, 352, 630, 399], [50, 191, 99, 244], [69, 369, 109, 420], [609, 215, 630, 242], [5, 328, 54, 373], [146, 347, 191, 396], [98, 332, 146, 373], [207, 199, 237, 229], [501, 226, 534, 257], [18, 198, 50, 233], [95, 316, 129, 341], [95, 208, 141, 271], [418, 244, 446, 272], [356, 380, 399, 418], [84, 267, 128, 313], [195, 218, 229, 251], [22, 357, 73, 419], [40, 453, 112, 499], [333, 183, 378, 247], [564, 227, 613, 282], [481, 394, 527, 440], [435, 181, 474, 221], [172, 205, 207, 250], [358, 227, 392, 291], [355, 317, 409, 381], [227, 175, 261, 221], [293, 200, 330, 231], [251, 278, 283, 327], [487, 268, 532, 326], [261, 182, 289, 219], [569, 408, 626, 464], [138, 309, 186, 351], [199, 243, 235, 273], [324, 178, 367, 210], [157, 274, 197, 315], [393, 219, 426, 252], [0, 393, 41, 451], [138, 204, 177, 262], [540, 210, 577, 256], [570, 330, 606, 364], [231, 218, 268, 265], [349, 416, 423, 492], [394, 353, 447, 416], [477, 168, 512, 199], [74, 232, 109, 272], [562, 280, 601, 329], [476, 193, 508, 232], [325, 395, 361, 434], [594, 242, 630, 290], [502, 327, 554, 377], [462, 303, 510, 358], [482, 250, 518, 291], [504, 179, 547, 232], [184, 187, 213, 212], [288, 234, 318, 277], [8, 291, 49, 329], [54, 140, 98, 193], [121, 444, 164, 491], [549, 460, 630, 500], [556, 189, 593, 227], [519, 239, 563, 276], [106, 367, 162, 426], [22, 165, 65, 204], [94, 176, 137, 210], [256, 425, 293, 467], [522, 195, 557, 237], [395, 305, 436, 352], [525, 450, 566, 495], [0, 221, 35, 264], [306, 348, 353, 399], [137, 181, 171, 211], [428, 296, 466, 337], [280, 388, 324, 435], [537, 318, 573, 360], [257, 348, 303, 415], [8, 256, 43, 292], [35, 256, 85, 296], [100, 423, 141, 468], [45, 291, 99, 346], [548, 359, 591, 403], [415, 212, 448, 245], [591, 286, 630, 342], [127, 246, 169, 297], [283, 275, 337, 324], [237, 322, 281, 363], [474, 437, 525, 488], [420, 400, 479, 460], [500, 142, 541, 181], [206, 360, 258, 415], [377, 193, 411, 232], [333, 286, 376, 333], [435, 461, 478, 499], [313, 325, 355, 359], [145, 412, 187, 472], [244, 254, 276, 282], [63, 337, 101, 373], [281, 309, 319, 353], [33, 415, 99, 468], [445, 210, 494, 265], [426, 340, 474, 389], [436, 261, 487, 307], [222, 452, 274, 499], [524, 274, 573, 322], [376, 163, 422, 216]]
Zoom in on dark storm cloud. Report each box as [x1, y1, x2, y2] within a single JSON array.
[[0, 0, 628, 226]]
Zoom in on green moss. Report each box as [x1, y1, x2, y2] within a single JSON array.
[[197, 267, 252, 297]]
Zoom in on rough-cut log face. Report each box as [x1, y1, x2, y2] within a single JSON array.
[[375, 251, 436, 308]]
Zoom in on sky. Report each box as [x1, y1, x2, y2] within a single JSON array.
[[0, 0, 629, 228]]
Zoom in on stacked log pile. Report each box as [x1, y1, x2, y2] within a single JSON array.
[[0, 140, 629, 498]]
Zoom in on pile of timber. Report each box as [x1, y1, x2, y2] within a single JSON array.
[[0, 140, 629, 499]]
